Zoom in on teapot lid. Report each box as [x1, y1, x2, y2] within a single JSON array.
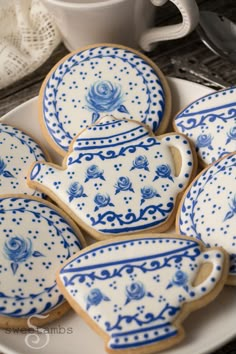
[[73, 116, 151, 151]]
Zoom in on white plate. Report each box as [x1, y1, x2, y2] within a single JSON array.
[[0, 78, 235, 354]]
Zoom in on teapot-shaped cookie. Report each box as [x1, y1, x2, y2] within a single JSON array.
[[28, 116, 196, 240]]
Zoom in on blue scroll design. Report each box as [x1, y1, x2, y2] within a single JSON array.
[[67, 138, 158, 165], [89, 202, 174, 233], [176, 103, 236, 132], [61, 243, 200, 287], [105, 302, 180, 332]]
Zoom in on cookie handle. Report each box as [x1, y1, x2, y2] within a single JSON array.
[[140, 0, 199, 51], [188, 249, 226, 300], [161, 134, 194, 188]]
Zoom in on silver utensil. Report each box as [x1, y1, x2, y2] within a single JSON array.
[[197, 11, 236, 63]]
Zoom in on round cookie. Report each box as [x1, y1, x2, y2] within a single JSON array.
[[0, 195, 86, 328], [57, 234, 228, 354], [40, 43, 171, 156], [173, 86, 236, 167], [28, 116, 197, 240], [176, 152, 236, 285], [0, 123, 50, 197]]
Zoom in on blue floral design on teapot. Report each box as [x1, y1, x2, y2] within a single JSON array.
[[67, 182, 87, 202], [153, 164, 173, 182], [130, 156, 149, 172], [115, 177, 134, 194], [85, 165, 105, 182], [140, 186, 160, 205], [94, 193, 114, 212]]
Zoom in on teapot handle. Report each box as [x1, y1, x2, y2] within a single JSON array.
[[140, 0, 199, 51], [186, 248, 227, 300], [160, 134, 195, 189]]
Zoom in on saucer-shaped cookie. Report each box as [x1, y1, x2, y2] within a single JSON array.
[[0, 123, 50, 197], [0, 195, 85, 328], [176, 152, 236, 285], [40, 44, 171, 156], [173, 87, 236, 166], [29, 116, 196, 240]]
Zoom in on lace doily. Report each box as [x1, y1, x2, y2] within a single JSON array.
[[0, 0, 61, 90]]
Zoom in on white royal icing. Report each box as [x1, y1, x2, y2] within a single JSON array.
[[174, 87, 236, 165], [59, 236, 225, 350], [178, 153, 236, 276], [0, 196, 83, 318], [30, 116, 194, 235], [42, 45, 167, 153], [0, 124, 47, 197]]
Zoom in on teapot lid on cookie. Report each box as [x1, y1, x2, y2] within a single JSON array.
[[72, 116, 157, 151]]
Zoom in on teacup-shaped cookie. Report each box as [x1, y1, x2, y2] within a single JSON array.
[[28, 116, 196, 239], [57, 234, 228, 354]]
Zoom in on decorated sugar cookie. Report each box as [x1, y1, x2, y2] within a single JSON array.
[[28, 116, 196, 240], [40, 44, 171, 156], [57, 234, 228, 354], [173, 87, 236, 166], [0, 195, 85, 328], [0, 123, 50, 197], [176, 152, 236, 285]]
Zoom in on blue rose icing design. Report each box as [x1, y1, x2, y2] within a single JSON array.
[[125, 281, 153, 305], [226, 127, 236, 144], [140, 186, 160, 205], [86, 288, 110, 310], [114, 176, 134, 194], [94, 193, 114, 212], [85, 165, 105, 183], [166, 270, 189, 292], [130, 156, 149, 172], [0, 158, 14, 178], [196, 134, 213, 150], [224, 194, 236, 221], [3, 236, 44, 275], [85, 80, 129, 123], [153, 164, 173, 182], [67, 182, 87, 202]]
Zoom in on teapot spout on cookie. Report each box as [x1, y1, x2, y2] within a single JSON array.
[[28, 161, 62, 193]]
